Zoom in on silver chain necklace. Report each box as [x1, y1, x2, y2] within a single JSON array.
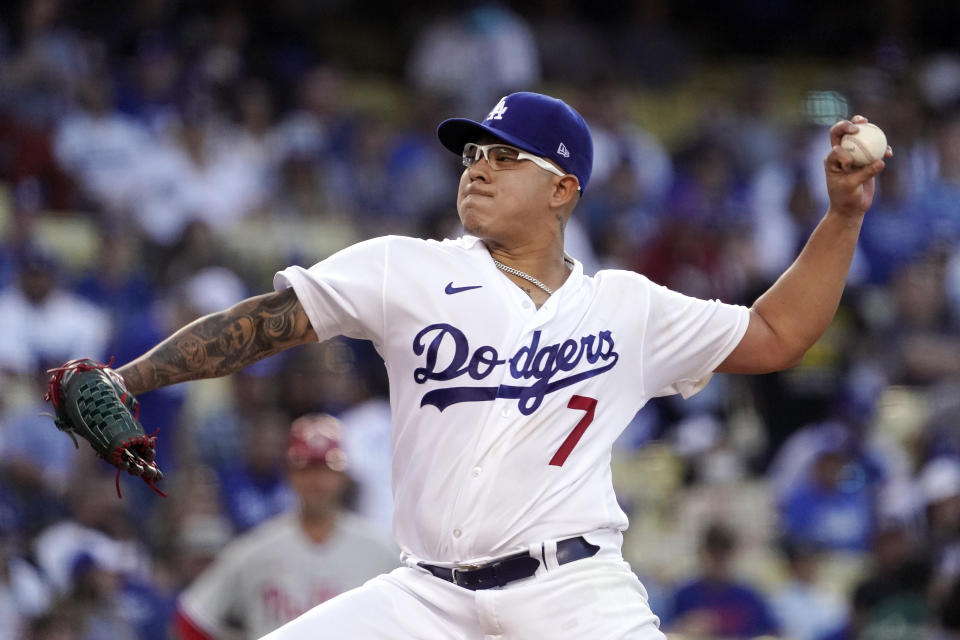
[[492, 259, 554, 295]]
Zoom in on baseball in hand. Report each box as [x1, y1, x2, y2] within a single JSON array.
[[840, 122, 887, 166]]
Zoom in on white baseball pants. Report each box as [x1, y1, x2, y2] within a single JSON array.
[[260, 554, 665, 639]]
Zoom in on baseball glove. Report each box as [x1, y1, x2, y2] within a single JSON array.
[[44, 358, 165, 497]]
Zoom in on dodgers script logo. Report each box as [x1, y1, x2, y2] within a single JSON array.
[[412, 324, 619, 415]]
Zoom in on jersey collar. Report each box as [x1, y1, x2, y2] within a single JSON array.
[[460, 234, 584, 296]]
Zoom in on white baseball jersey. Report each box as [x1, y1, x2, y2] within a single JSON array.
[[178, 512, 398, 639], [274, 235, 749, 564]]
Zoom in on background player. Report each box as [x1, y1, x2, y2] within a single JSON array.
[[173, 414, 397, 639], [94, 91, 888, 639]]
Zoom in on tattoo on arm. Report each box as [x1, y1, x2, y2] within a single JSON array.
[[118, 289, 315, 395]]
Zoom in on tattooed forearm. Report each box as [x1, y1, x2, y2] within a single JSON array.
[[117, 289, 315, 395]]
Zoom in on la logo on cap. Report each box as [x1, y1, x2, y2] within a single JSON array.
[[486, 97, 508, 121]]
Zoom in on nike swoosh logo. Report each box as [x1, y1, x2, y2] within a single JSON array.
[[445, 282, 483, 295]]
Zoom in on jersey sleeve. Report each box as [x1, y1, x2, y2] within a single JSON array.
[[171, 608, 217, 640], [177, 546, 246, 639], [641, 281, 749, 398], [273, 237, 389, 346]]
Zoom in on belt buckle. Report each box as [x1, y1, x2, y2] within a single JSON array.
[[451, 562, 482, 581], [450, 564, 474, 587]]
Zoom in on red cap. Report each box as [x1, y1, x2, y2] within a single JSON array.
[[286, 414, 347, 471]]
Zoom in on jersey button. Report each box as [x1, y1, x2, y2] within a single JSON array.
[[522, 300, 532, 309], [500, 407, 510, 418], [453, 529, 462, 538], [472, 466, 482, 477]]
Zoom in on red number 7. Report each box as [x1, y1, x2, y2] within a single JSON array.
[[549, 395, 597, 467]]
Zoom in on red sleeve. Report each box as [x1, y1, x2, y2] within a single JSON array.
[[172, 607, 216, 640]]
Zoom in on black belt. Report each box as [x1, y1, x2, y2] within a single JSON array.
[[417, 536, 600, 591]]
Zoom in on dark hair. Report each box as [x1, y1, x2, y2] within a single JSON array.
[[702, 522, 736, 554]]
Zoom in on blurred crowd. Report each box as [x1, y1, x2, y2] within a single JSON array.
[[2, 0, 960, 638]]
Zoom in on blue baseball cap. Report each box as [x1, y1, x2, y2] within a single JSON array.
[[438, 92, 594, 191]]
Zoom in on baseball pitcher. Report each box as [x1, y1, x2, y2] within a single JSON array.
[[47, 92, 889, 639]]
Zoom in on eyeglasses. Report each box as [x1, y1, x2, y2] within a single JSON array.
[[462, 142, 567, 178]]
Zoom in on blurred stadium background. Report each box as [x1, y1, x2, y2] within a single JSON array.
[[3, 0, 960, 638]]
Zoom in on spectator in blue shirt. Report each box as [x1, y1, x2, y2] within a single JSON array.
[[779, 425, 877, 552], [215, 410, 296, 533], [664, 522, 780, 638]]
